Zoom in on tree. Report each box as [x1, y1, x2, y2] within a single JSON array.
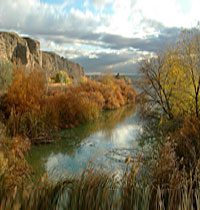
[[177, 29, 200, 118], [139, 27, 200, 120], [139, 54, 174, 120], [55, 71, 71, 86]]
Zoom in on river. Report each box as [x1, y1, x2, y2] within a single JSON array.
[[26, 105, 142, 180]]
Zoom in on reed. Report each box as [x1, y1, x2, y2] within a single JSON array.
[[1, 148, 200, 210]]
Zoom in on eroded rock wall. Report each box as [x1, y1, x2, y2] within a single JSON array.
[[0, 32, 84, 83]]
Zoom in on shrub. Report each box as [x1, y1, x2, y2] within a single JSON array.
[[55, 70, 71, 86], [2, 67, 47, 139], [6, 108, 47, 138], [43, 76, 135, 129], [100, 77, 136, 109], [3, 67, 46, 114], [42, 90, 100, 129], [2, 71, 136, 139]]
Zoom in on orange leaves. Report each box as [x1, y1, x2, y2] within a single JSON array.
[[100, 77, 136, 109], [2, 67, 47, 138], [41, 76, 135, 129], [4, 67, 46, 114], [3, 71, 136, 138]]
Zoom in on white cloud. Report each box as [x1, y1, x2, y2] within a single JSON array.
[[188, 0, 200, 26], [95, 0, 136, 37], [0, 0, 199, 73], [92, 0, 114, 9], [95, 0, 199, 39], [0, 0, 99, 35], [135, 0, 186, 28]]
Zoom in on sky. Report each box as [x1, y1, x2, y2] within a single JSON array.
[[0, 0, 199, 73]]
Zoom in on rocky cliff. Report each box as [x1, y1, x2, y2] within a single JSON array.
[[0, 32, 84, 84]]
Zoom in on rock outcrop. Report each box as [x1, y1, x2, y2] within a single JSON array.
[[0, 32, 84, 84], [42, 51, 84, 83]]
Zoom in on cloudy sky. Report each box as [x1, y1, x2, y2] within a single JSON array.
[[0, 0, 199, 73]]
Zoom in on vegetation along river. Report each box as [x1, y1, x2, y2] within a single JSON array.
[[26, 105, 142, 180]]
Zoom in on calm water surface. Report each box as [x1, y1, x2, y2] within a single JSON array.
[[26, 105, 142, 179]]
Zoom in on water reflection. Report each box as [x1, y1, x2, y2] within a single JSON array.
[[26, 105, 141, 179]]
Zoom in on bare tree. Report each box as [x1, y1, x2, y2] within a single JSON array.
[[139, 54, 174, 120]]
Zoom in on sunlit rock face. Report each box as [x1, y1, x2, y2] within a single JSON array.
[[42, 51, 84, 84], [0, 31, 84, 84]]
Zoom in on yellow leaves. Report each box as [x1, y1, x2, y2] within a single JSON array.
[[54, 70, 71, 86], [157, 33, 200, 118], [82, 76, 88, 84], [48, 76, 52, 83]]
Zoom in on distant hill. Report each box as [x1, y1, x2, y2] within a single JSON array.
[[0, 32, 84, 84]]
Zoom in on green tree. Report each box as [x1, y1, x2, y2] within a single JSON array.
[[55, 71, 71, 86]]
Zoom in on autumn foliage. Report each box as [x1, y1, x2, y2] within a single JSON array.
[[4, 67, 46, 114], [138, 27, 200, 190], [2, 67, 136, 140], [43, 76, 136, 129]]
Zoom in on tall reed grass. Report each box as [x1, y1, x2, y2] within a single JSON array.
[[1, 112, 200, 209], [1, 156, 200, 210]]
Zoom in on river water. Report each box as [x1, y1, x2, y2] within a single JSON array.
[[26, 105, 142, 179]]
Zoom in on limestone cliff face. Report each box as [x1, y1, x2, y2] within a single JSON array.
[[42, 51, 84, 84], [0, 32, 84, 83]]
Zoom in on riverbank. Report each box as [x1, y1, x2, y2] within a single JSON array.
[[0, 65, 137, 200], [2, 26, 200, 208], [1, 67, 136, 143], [26, 105, 137, 179]]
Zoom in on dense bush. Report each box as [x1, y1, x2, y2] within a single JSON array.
[[41, 76, 135, 132], [1, 68, 136, 141], [1, 67, 47, 139], [79, 76, 136, 110], [54, 70, 71, 86], [42, 90, 99, 129], [3, 67, 46, 114]]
